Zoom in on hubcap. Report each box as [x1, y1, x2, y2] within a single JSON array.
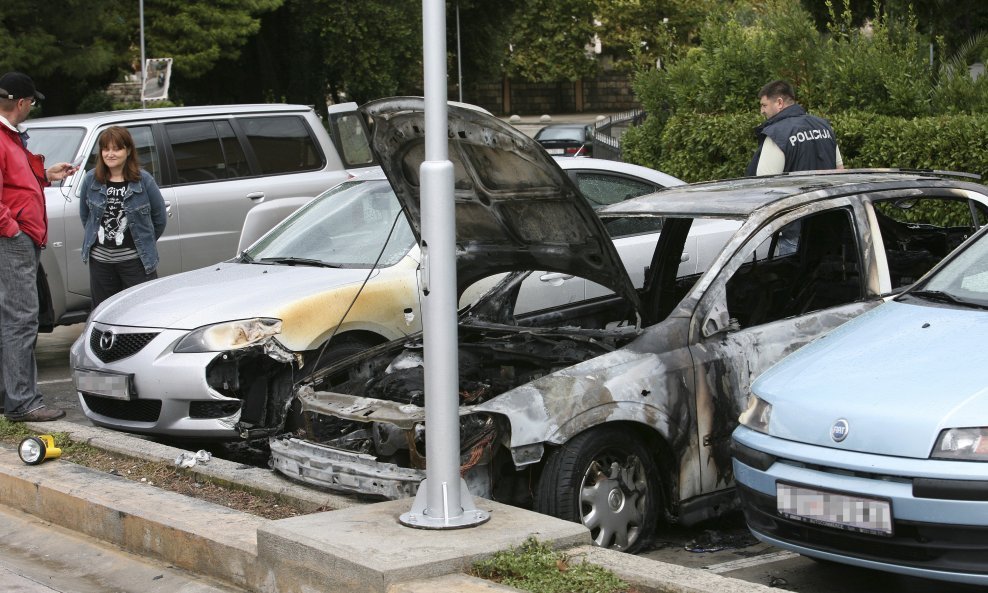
[[580, 452, 647, 550]]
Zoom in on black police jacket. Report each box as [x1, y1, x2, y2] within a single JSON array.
[[745, 104, 837, 176]]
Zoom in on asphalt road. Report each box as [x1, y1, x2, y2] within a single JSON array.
[[34, 322, 985, 592]]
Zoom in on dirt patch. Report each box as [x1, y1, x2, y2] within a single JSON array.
[[1, 422, 323, 520]]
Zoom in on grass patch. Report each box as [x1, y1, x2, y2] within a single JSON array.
[[0, 418, 323, 520], [472, 537, 639, 593]]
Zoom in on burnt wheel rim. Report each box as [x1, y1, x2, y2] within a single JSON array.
[[579, 451, 647, 550]]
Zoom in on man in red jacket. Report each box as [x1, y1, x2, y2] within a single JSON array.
[[0, 72, 77, 422]]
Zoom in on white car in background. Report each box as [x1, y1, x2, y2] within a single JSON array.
[[70, 155, 687, 441]]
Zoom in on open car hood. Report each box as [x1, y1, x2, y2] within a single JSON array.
[[362, 97, 640, 314]]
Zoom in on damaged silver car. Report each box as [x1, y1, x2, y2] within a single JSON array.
[[269, 98, 988, 553]]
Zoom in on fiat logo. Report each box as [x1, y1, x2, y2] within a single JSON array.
[[99, 330, 115, 351], [831, 418, 849, 442]]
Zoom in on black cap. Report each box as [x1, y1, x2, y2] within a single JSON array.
[[0, 72, 45, 101]]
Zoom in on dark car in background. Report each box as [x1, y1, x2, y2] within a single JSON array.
[[534, 123, 594, 157]]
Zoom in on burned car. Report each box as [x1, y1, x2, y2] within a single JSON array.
[[70, 155, 683, 440], [269, 99, 988, 553]]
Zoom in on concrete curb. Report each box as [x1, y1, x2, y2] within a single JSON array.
[[2, 422, 775, 593]]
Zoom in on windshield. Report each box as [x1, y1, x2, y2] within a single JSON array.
[[246, 179, 415, 268], [913, 230, 988, 307], [24, 126, 86, 164]]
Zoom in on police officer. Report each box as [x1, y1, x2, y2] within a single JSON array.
[[746, 80, 843, 176]]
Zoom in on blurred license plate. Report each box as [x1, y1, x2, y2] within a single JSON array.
[[545, 148, 565, 154], [777, 482, 893, 536], [73, 368, 134, 400]]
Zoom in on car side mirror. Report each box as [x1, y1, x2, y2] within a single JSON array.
[[702, 304, 740, 338]]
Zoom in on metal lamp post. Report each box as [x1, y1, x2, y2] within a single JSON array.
[[398, 0, 488, 530], [139, 0, 146, 108]]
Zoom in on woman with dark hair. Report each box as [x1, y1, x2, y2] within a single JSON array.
[[79, 126, 167, 310]]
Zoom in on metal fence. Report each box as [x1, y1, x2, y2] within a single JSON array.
[[592, 108, 645, 161]]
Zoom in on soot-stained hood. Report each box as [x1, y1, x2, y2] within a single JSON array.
[[362, 97, 640, 313]]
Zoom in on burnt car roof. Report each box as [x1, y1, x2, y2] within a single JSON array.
[[600, 170, 980, 218], [362, 97, 640, 311]]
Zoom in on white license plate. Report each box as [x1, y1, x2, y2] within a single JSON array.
[[545, 148, 565, 154], [777, 482, 893, 536], [73, 368, 134, 400]]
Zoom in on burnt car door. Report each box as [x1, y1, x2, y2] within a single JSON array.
[[686, 197, 883, 498], [686, 187, 988, 499]]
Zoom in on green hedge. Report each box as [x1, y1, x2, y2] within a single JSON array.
[[624, 111, 988, 184]]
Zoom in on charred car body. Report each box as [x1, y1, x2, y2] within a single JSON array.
[[262, 101, 988, 553]]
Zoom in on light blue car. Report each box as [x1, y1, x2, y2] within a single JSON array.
[[732, 225, 988, 585]]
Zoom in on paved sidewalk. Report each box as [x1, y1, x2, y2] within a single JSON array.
[[0, 505, 241, 593]]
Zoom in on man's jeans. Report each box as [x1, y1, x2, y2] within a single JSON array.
[[0, 231, 42, 416]]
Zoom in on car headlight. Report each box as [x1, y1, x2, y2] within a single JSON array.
[[174, 318, 282, 353], [931, 427, 988, 461], [738, 394, 772, 434]]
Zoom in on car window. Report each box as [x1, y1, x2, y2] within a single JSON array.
[[130, 126, 160, 181], [577, 172, 661, 238], [603, 217, 662, 238], [24, 126, 85, 164], [725, 208, 862, 328], [536, 127, 582, 141], [79, 125, 161, 182], [216, 120, 249, 178], [239, 115, 323, 174], [575, 172, 655, 208], [166, 121, 233, 183], [873, 196, 987, 289], [331, 112, 375, 167]]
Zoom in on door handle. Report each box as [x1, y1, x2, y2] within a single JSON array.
[[539, 272, 574, 283], [164, 200, 172, 218], [246, 192, 265, 202]]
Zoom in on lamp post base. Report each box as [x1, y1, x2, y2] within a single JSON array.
[[399, 478, 491, 530]]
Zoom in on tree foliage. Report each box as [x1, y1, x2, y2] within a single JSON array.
[[0, 1, 130, 114], [592, 0, 712, 72], [145, 0, 283, 78], [506, 0, 598, 82], [811, 0, 932, 117], [0, 0, 281, 113], [4, 0, 988, 118], [623, 0, 988, 179]]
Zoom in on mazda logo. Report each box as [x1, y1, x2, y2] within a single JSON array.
[[831, 418, 849, 442], [99, 330, 115, 351]]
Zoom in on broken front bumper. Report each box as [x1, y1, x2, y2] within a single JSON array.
[[269, 436, 424, 500]]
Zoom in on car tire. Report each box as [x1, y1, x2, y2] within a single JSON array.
[[535, 427, 660, 553]]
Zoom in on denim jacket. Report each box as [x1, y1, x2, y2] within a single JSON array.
[[79, 169, 167, 274]]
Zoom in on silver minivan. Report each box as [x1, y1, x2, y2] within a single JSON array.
[[24, 103, 370, 330]]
